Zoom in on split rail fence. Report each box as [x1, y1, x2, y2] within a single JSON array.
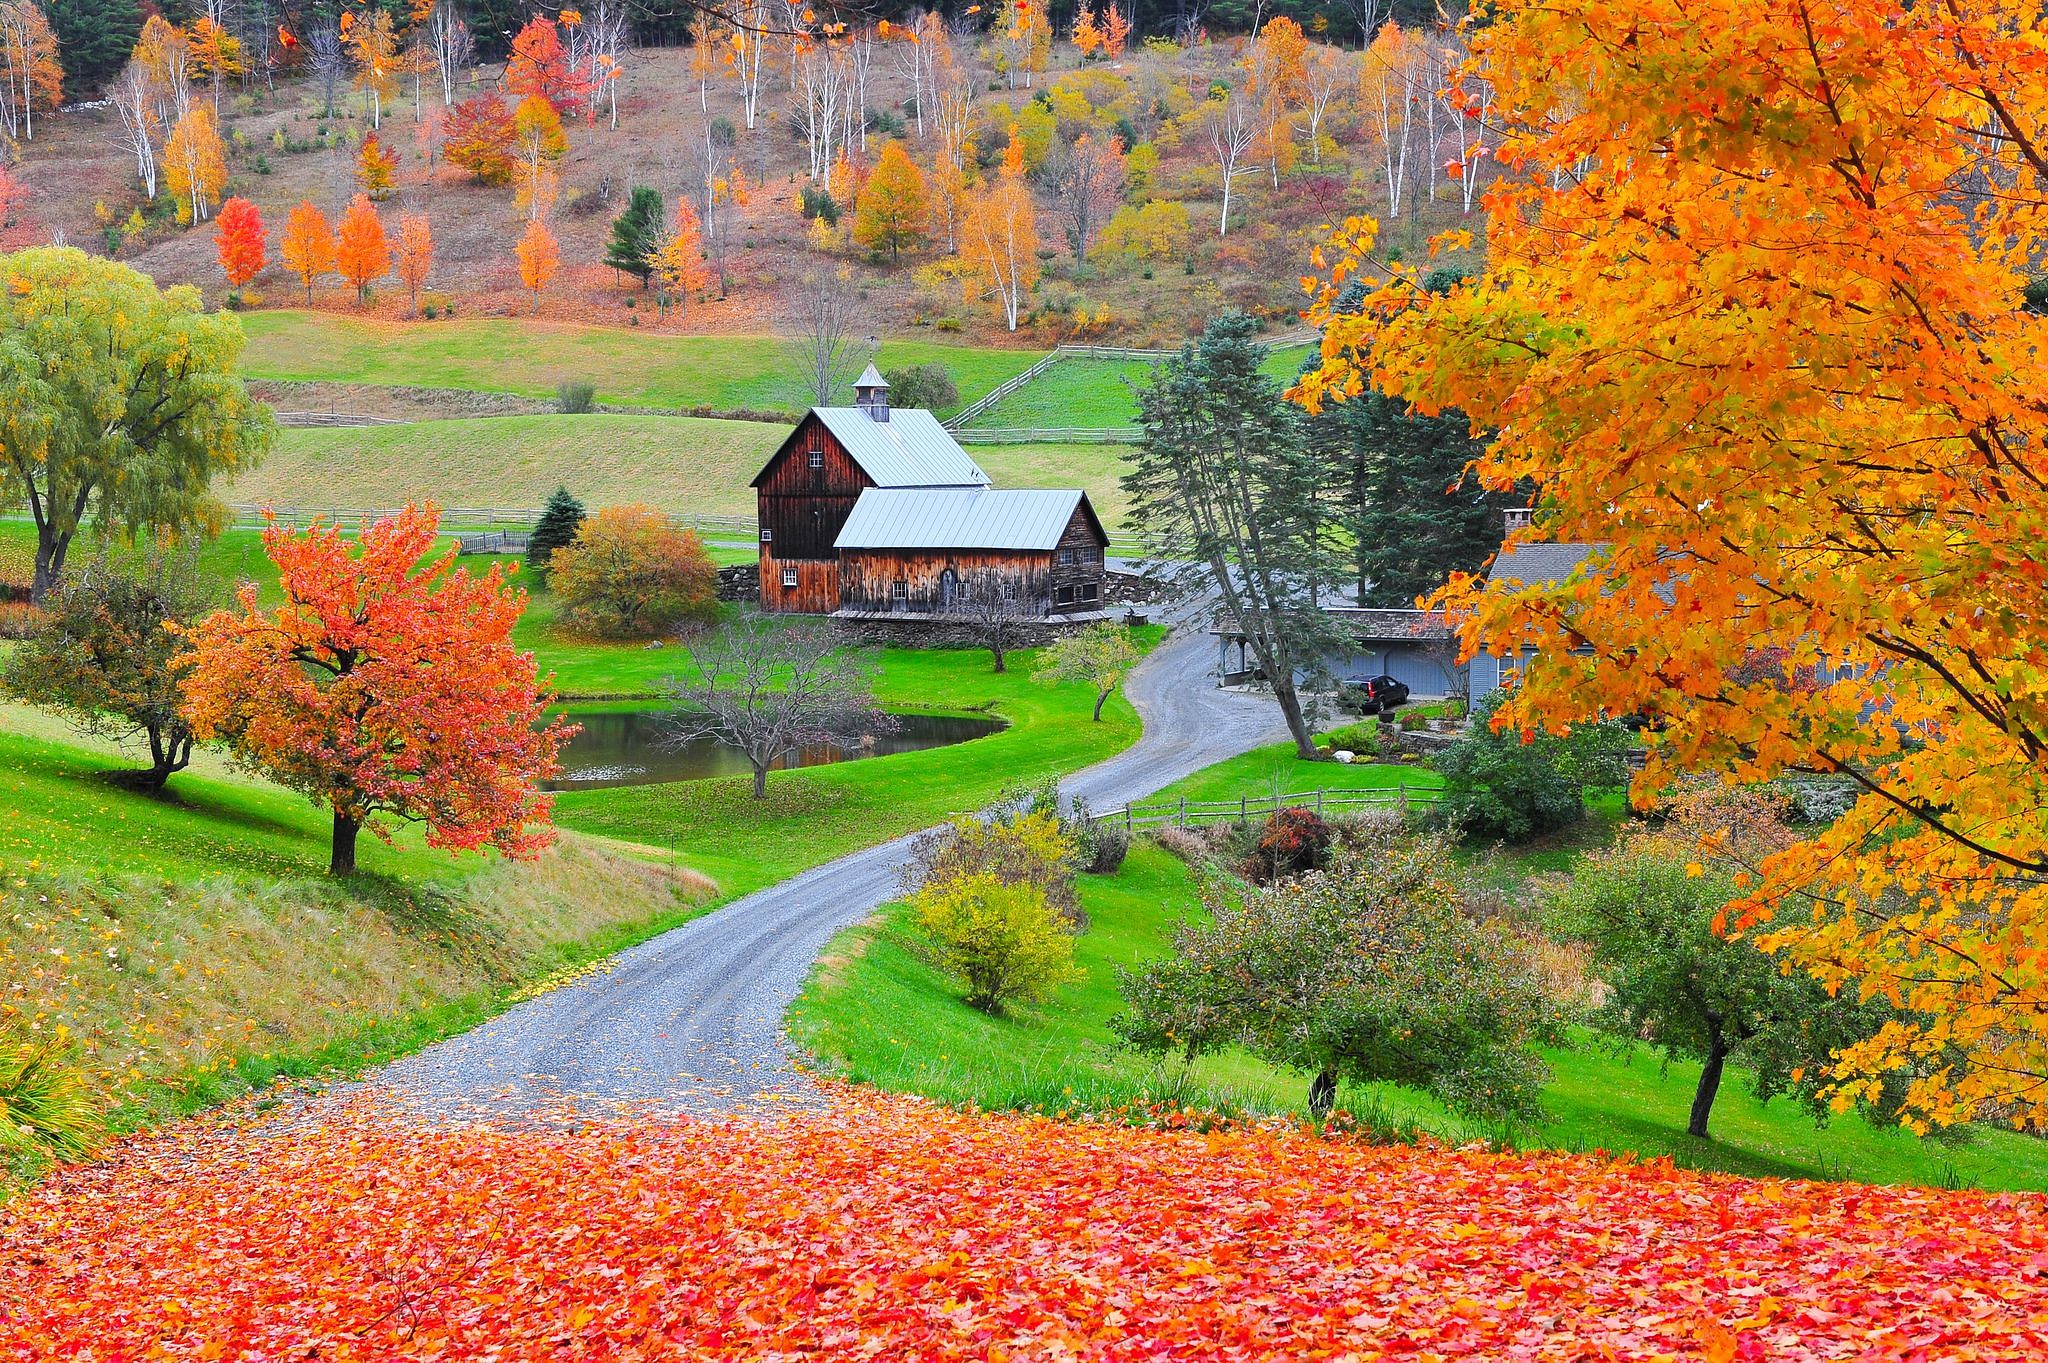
[[225, 504, 758, 543], [1089, 782, 1440, 831]]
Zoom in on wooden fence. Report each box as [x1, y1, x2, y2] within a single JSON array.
[[1090, 782, 1440, 831], [226, 504, 759, 540], [954, 426, 1139, 444], [270, 411, 408, 429]]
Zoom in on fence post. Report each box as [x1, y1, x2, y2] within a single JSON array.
[[1178, 795, 1186, 828], [1125, 805, 1132, 832], [1398, 778, 1407, 818], [1239, 795, 1247, 825], [1316, 788, 1324, 817]]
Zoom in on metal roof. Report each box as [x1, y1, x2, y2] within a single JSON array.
[[811, 407, 991, 488], [853, 363, 889, 390], [835, 487, 1093, 552], [1486, 542, 1601, 589]]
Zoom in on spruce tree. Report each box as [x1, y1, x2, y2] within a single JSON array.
[[527, 487, 586, 579], [46, 0, 141, 95], [603, 186, 666, 287]]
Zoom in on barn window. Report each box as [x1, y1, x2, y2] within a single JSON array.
[[761, 528, 773, 542], [1058, 547, 1076, 566], [1054, 583, 1076, 607], [781, 567, 798, 588], [808, 448, 824, 469], [892, 580, 909, 609]]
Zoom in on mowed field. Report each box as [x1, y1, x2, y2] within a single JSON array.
[[961, 347, 1315, 431], [236, 312, 1043, 415], [231, 418, 1138, 526]]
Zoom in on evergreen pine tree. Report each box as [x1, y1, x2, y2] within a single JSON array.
[[46, 0, 141, 95], [603, 186, 666, 287], [527, 486, 587, 578]]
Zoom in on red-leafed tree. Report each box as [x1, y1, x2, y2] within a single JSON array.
[[443, 93, 516, 184], [213, 195, 265, 289], [175, 505, 571, 876], [504, 15, 589, 118]]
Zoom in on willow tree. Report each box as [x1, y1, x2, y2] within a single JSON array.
[[1301, 0, 2048, 1133], [0, 248, 271, 601]]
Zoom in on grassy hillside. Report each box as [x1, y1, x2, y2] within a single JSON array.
[[217, 416, 1137, 528], [962, 347, 1314, 431], [231, 414, 785, 519], [0, 705, 712, 1138], [235, 313, 1042, 414], [794, 838, 2048, 1192]]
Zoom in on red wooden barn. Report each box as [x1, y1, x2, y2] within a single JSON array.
[[752, 367, 1110, 619]]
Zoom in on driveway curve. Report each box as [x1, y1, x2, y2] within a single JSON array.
[[374, 617, 1289, 1120]]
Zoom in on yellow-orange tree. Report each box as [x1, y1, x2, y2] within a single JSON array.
[[1300, 0, 2048, 1133]]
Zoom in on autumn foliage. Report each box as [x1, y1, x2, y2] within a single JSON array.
[[547, 503, 718, 638], [5, 1094, 2045, 1356], [278, 199, 335, 303], [505, 15, 589, 118], [442, 94, 516, 185], [212, 196, 264, 289], [1301, 0, 2048, 1134], [515, 217, 559, 312], [333, 193, 388, 304], [175, 505, 568, 876], [393, 212, 433, 314]]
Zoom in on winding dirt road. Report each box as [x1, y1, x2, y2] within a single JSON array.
[[373, 619, 1288, 1119]]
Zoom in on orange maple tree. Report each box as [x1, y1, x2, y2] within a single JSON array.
[[7, 1094, 2046, 1355], [175, 505, 569, 876], [504, 15, 589, 119], [442, 94, 516, 185], [393, 211, 433, 315], [333, 193, 388, 305], [277, 198, 335, 304], [212, 195, 265, 289], [515, 217, 559, 312], [1301, 0, 2048, 1133], [851, 140, 929, 259], [649, 198, 712, 317]]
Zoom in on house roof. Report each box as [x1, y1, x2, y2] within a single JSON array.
[[835, 487, 1100, 552], [1486, 542, 1602, 589], [750, 407, 991, 490], [853, 363, 889, 390]]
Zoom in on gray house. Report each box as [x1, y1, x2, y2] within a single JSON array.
[[1465, 541, 1604, 697]]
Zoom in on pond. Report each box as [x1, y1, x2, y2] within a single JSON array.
[[546, 708, 1006, 790]]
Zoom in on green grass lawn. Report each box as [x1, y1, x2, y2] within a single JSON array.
[[794, 838, 2048, 1192], [231, 414, 786, 519], [236, 312, 1041, 415], [962, 346, 1312, 431], [967, 441, 1135, 528], [551, 636, 1157, 899], [1144, 737, 1441, 810]]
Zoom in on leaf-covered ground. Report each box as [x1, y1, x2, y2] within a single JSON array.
[[6, 1093, 2045, 1359]]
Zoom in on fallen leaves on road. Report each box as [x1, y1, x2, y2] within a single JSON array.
[[4, 1092, 2045, 1359]]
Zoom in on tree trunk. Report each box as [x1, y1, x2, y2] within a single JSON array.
[[1271, 675, 1321, 760], [989, 637, 1007, 673], [1689, 1034, 1729, 1139], [1308, 1069, 1338, 1119], [752, 764, 769, 799], [140, 727, 192, 792], [329, 811, 361, 876], [1093, 688, 1110, 721], [29, 540, 63, 605]]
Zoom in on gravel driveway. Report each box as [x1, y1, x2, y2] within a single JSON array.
[[372, 615, 1290, 1120]]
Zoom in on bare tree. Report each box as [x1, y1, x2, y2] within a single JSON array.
[[1044, 133, 1125, 261], [428, 1, 473, 105], [661, 617, 892, 799], [1298, 44, 1351, 167], [308, 22, 345, 119], [781, 267, 871, 406], [1202, 93, 1257, 237], [947, 574, 1038, 673], [109, 61, 160, 199], [571, 0, 630, 129], [793, 33, 849, 181]]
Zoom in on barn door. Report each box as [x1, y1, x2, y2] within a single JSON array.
[[940, 568, 957, 611]]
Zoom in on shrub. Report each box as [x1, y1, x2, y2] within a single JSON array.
[[710, 116, 736, 146], [908, 807, 1080, 925], [1318, 720, 1376, 754], [1244, 806, 1334, 884], [0, 1030, 104, 1165], [1151, 824, 1207, 864], [548, 504, 720, 638], [870, 107, 906, 137], [880, 362, 960, 412], [556, 379, 597, 414], [0, 602, 41, 639], [914, 872, 1078, 1013], [1115, 828, 1562, 1118], [1398, 709, 1429, 731], [799, 184, 839, 224], [1070, 800, 1130, 874], [1424, 691, 1631, 843], [1097, 201, 1193, 268]]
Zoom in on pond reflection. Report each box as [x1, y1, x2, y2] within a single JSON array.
[[547, 708, 1005, 790]]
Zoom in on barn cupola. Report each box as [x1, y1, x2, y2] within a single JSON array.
[[853, 363, 891, 422]]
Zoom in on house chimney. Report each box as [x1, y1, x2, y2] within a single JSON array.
[[1503, 507, 1533, 536], [853, 363, 891, 422]]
